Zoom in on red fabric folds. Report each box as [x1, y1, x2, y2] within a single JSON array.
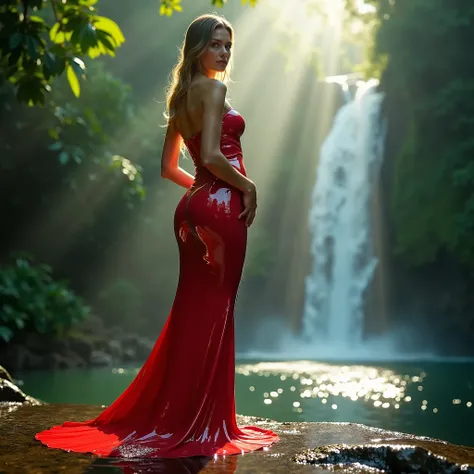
[[35, 109, 280, 458]]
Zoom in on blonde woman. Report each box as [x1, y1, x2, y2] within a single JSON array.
[[36, 14, 280, 458]]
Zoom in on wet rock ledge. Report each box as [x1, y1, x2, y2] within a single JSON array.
[[1, 367, 474, 474]]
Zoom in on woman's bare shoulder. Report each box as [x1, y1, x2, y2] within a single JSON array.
[[192, 77, 227, 98], [188, 78, 228, 116]]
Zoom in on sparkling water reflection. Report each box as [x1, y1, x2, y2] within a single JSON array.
[[234, 360, 474, 447], [18, 359, 474, 448], [237, 361, 411, 411]]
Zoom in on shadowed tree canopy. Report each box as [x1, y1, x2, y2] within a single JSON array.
[[0, 0, 260, 105], [1, 0, 368, 105], [0, 0, 126, 105]]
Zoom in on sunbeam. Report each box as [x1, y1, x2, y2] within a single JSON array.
[[16, 0, 367, 334]]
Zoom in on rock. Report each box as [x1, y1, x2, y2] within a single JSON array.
[[120, 332, 139, 346], [91, 336, 109, 353], [120, 334, 154, 360], [22, 351, 47, 371], [107, 340, 123, 361], [74, 314, 105, 335], [67, 351, 87, 368], [44, 353, 69, 370], [0, 379, 41, 405], [1, 345, 44, 372], [1, 344, 86, 372], [134, 337, 155, 359], [44, 352, 86, 370], [122, 347, 136, 362], [22, 333, 53, 355], [1, 407, 474, 474], [1, 326, 152, 372], [90, 350, 112, 367], [107, 325, 125, 341], [0, 365, 14, 384], [74, 332, 154, 364], [66, 336, 94, 364], [51, 338, 70, 357], [293, 442, 474, 473]]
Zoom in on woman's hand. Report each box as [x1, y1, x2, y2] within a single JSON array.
[[239, 183, 257, 227]]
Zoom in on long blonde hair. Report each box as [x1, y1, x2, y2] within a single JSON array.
[[165, 13, 234, 128]]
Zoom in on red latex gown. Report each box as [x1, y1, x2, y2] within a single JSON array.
[[35, 108, 280, 458]]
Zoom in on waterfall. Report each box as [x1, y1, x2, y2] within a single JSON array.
[[302, 78, 386, 347]]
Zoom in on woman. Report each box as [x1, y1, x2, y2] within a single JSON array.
[[35, 14, 280, 458]]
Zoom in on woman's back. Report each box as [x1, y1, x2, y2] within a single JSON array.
[[175, 77, 231, 141]]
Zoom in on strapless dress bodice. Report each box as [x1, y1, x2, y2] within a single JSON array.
[[184, 108, 246, 186]]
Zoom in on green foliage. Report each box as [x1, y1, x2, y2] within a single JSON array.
[[1, 60, 145, 203], [0, 254, 90, 343], [0, 0, 125, 105], [391, 114, 459, 265], [159, 0, 182, 16], [158, 0, 257, 16], [367, 1, 474, 267], [46, 60, 145, 202]]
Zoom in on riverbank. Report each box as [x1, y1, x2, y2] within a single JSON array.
[[0, 316, 154, 373]]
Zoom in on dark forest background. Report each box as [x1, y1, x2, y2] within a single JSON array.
[[1, 0, 474, 369]]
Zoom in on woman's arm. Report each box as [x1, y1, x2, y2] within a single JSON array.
[[200, 80, 257, 226], [161, 123, 195, 189]]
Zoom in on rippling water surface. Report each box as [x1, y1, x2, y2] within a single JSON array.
[[18, 359, 474, 447]]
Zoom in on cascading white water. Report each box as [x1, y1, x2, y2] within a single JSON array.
[[302, 78, 386, 347], [243, 78, 440, 360]]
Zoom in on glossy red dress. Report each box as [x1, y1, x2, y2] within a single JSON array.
[[35, 108, 280, 458]]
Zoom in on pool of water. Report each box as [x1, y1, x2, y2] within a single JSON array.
[[17, 358, 474, 447]]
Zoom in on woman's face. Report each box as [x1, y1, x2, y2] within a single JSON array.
[[199, 27, 232, 76]]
